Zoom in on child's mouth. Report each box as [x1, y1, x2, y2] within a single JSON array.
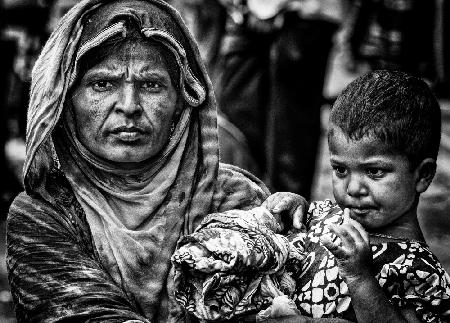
[[349, 208, 371, 216]]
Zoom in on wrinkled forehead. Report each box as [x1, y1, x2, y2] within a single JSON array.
[[80, 41, 174, 79], [80, 0, 185, 47]]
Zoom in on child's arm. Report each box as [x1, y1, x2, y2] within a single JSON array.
[[321, 209, 421, 323]]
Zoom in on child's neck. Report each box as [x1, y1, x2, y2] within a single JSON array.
[[368, 210, 425, 243]]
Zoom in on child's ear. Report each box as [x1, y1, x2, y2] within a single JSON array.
[[415, 158, 437, 193]]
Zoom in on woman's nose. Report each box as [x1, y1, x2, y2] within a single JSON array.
[[116, 83, 142, 116], [346, 174, 368, 197]]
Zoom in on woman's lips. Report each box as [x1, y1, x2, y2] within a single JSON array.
[[110, 126, 148, 142]]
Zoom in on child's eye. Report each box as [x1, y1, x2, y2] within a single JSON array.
[[332, 165, 347, 177], [366, 168, 385, 178], [91, 81, 113, 92]]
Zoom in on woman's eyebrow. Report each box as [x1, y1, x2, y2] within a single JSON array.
[[135, 70, 169, 78], [83, 68, 123, 79], [329, 156, 344, 164]]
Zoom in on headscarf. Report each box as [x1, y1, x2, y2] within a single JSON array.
[[23, 0, 265, 321]]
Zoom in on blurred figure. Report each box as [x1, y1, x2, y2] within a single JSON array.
[[345, 0, 436, 79], [172, 0, 260, 175], [0, 0, 54, 216], [417, 0, 450, 273], [175, 0, 346, 199]]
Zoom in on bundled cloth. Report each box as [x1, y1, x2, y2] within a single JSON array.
[[172, 206, 305, 321]]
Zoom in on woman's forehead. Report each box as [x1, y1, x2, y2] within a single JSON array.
[[85, 41, 169, 74], [110, 41, 167, 63]]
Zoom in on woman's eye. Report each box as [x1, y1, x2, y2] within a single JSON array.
[[92, 81, 113, 91], [332, 165, 347, 177], [142, 81, 162, 90], [367, 168, 385, 178]]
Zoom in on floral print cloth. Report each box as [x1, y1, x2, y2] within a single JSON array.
[[171, 206, 305, 321], [174, 200, 450, 322], [287, 200, 450, 322]]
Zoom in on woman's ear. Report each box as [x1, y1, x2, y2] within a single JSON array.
[[415, 158, 437, 193]]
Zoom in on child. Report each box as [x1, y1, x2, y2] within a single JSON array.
[[173, 70, 450, 322], [265, 69, 450, 322]]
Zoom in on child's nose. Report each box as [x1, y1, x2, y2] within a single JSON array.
[[346, 174, 368, 197]]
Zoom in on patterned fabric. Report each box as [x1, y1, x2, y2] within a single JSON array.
[[287, 200, 450, 322], [173, 199, 450, 322], [7, 0, 271, 321], [171, 206, 302, 321]]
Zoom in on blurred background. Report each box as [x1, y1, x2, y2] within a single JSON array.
[[0, 0, 449, 321]]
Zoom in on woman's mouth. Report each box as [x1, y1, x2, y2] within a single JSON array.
[[113, 131, 143, 141], [110, 126, 147, 142]]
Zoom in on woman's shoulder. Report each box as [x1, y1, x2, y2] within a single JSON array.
[[8, 191, 59, 221], [213, 163, 270, 212], [218, 163, 270, 194], [7, 190, 85, 241]]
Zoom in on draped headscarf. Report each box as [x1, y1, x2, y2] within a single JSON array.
[[23, 0, 268, 321]]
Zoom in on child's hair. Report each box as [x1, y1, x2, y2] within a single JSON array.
[[329, 70, 441, 168]]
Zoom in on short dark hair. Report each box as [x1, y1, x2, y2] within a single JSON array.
[[329, 70, 441, 167]]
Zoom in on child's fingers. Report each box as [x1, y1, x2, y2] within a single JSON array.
[[321, 234, 346, 259], [347, 220, 369, 245], [343, 208, 369, 244], [329, 223, 355, 249], [342, 208, 351, 224]]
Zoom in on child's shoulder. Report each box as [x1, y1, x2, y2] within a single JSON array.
[[374, 240, 450, 321], [375, 239, 450, 280]]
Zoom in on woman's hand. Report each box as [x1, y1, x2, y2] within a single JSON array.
[[262, 192, 308, 231], [320, 208, 373, 286]]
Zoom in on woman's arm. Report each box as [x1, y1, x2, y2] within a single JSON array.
[[7, 193, 149, 323]]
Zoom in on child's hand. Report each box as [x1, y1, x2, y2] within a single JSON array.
[[262, 192, 308, 231], [321, 208, 374, 286]]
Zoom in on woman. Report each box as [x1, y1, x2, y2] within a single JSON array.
[[6, 0, 272, 321]]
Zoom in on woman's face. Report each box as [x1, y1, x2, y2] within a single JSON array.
[[71, 41, 179, 163]]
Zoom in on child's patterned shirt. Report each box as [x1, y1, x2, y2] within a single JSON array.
[[286, 200, 450, 322]]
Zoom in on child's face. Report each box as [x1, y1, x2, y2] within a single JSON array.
[[328, 125, 419, 232]]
